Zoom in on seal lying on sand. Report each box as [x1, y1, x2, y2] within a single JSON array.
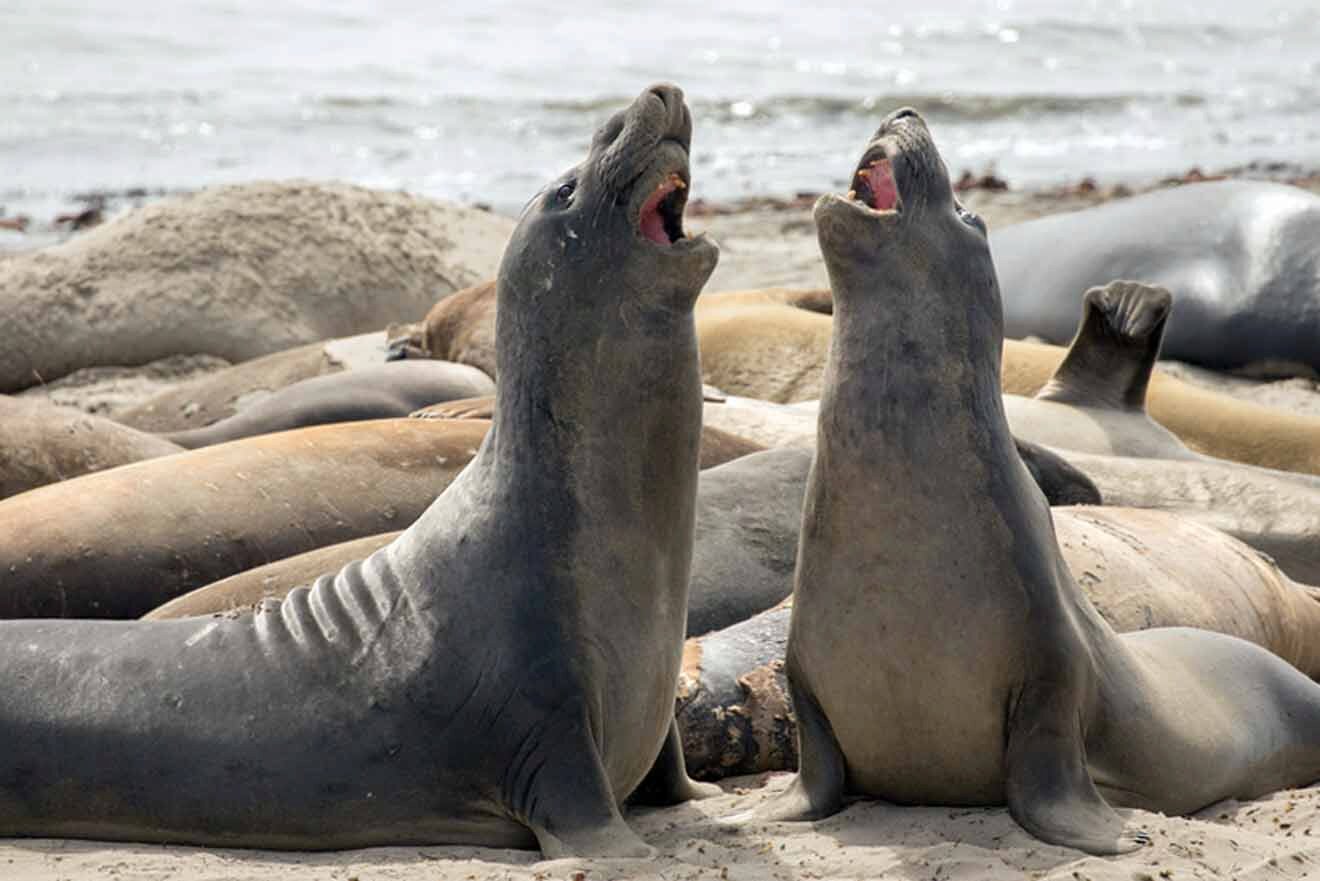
[[1002, 280, 1191, 459], [160, 361, 495, 448], [0, 395, 182, 499], [149, 447, 816, 631], [0, 181, 511, 394], [0, 83, 717, 855], [411, 273, 1320, 477], [0, 414, 753, 619], [758, 109, 1320, 855], [993, 180, 1320, 373]]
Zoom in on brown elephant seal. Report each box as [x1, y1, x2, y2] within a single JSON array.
[[0, 409, 752, 620], [407, 282, 831, 383], [1002, 280, 1191, 459], [756, 108, 1320, 855], [0, 395, 183, 499], [0, 83, 718, 855], [0, 418, 487, 618], [160, 361, 495, 448], [0, 181, 511, 394]]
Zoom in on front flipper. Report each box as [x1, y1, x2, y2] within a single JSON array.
[[743, 674, 846, 822], [1035, 280, 1172, 411], [1005, 681, 1149, 855], [629, 719, 722, 806], [518, 715, 655, 858]]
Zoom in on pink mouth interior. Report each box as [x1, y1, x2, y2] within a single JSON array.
[[861, 159, 899, 210], [639, 175, 681, 245]]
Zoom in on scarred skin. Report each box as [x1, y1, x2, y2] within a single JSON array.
[[0, 83, 720, 855], [754, 108, 1320, 856], [0, 395, 183, 499]]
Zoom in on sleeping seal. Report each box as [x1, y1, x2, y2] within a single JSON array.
[[0, 83, 718, 855], [758, 108, 1320, 855], [993, 180, 1320, 373]]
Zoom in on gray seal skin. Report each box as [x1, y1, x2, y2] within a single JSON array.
[[758, 108, 1320, 855], [993, 180, 1320, 372], [1002, 280, 1193, 460], [160, 361, 496, 449], [0, 83, 718, 855]]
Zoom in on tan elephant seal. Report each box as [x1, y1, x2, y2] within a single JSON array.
[[0, 82, 718, 856], [757, 108, 1320, 855], [0, 395, 182, 499], [0, 181, 511, 394]]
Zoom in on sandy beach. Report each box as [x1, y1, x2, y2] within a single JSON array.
[[4, 773, 1318, 880]]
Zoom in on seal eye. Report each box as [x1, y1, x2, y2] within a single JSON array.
[[556, 182, 576, 204], [958, 205, 987, 234]]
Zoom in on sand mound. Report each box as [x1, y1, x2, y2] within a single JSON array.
[[0, 181, 513, 393]]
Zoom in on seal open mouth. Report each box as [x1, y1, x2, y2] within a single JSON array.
[[638, 170, 689, 246], [848, 148, 902, 215]]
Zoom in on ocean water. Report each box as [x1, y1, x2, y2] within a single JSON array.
[[1, 0, 1318, 228]]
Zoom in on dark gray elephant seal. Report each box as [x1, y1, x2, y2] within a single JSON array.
[[1002, 280, 1192, 459], [0, 84, 718, 855], [161, 361, 495, 448], [754, 108, 1320, 855], [993, 180, 1320, 372]]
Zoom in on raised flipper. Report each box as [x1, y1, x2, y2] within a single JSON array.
[[1035, 280, 1172, 410], [1004, 678, 1150, 855], [629, 719, 722, 806], [742, 668, 846, 822], [1014, 439, 1102, 506]]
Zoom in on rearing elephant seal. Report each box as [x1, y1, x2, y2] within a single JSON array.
[[757, 108, 1320, 855], [0, 83, 718, 854]]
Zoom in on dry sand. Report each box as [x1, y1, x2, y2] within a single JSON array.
[[3, 773, 1318, 880]]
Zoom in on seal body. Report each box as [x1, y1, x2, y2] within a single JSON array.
[[766, 109, 1320, 855], [161, 361, 495, 448], [994, 181, 1320, 371], [0, 395, 182, 499], [0, 84, 719, 855]]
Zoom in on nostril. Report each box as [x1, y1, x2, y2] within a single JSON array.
[[892, 107, 919, 122], [648, 83, 683, 110]]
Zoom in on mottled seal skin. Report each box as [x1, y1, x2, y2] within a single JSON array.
[[993, 180, 1320, 372], [759, 109, 1320, 855], [0, 83, 718, 855], [0, 395, 183, 499], [1003, 281, 1192, 459], [161, 361, 496, 448]]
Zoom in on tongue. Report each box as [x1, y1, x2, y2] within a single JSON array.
[[641, 202, 668, 245], [865, 159, 899, 211]]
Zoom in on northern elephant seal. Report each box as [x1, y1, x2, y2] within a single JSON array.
[[0, 413, 751, 619], [0, 395, 182, 499], [759, 108, 1320, 855], [0, 181, 511, 394], [0, 83, 718, 855], [993, 180, 1320, 373], [161, 361, 495, 448], [1002, 280, 1191, 459], [149, 446, 813, 630]]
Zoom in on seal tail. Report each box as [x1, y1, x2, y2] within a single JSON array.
[[1034, 280, 1173, 411]]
